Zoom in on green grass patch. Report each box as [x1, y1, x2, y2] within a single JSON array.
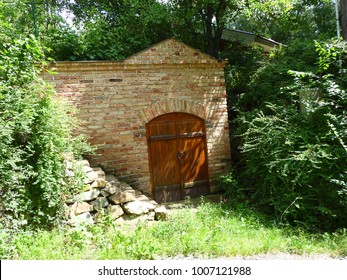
[[1, 201, 346, 259]]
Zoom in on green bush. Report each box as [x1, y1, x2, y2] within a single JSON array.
[[234, 39, 347, 231], [0, 36, 89, 230]]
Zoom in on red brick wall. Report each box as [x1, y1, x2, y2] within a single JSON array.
[[43, 39, 230, 195]]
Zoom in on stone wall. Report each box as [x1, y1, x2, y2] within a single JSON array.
[[43, 39, 231, 197], [65, 159, 167, 226]]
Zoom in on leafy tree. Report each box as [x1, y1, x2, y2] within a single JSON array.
[[233, 0, 336, 43], [0, 0, 80, 60], [234, 39, 347, 231], [67, 0, 172, 60], [168, 0, 244, 56], [0, 1, 31, 44], [0, 36, 88, 230]]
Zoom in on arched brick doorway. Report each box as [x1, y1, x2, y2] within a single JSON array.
[[146, 112, 209, 202]]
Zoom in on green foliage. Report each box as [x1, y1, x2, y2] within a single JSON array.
[[169, 0, 243, 55], [236, 40, 317, 111], [1, 202, 346, 259], [0, 1, 85, 62], [43, 26, 81, 61], [0, 1, 33, 45], [220, 172, 248, 208], [1, 0, 339, 62], [234, 39, 347, 231], [233, 0, 336, 44], [0, 36, 89, 230], [223, 41, 265, 116], [67, 0, 172, 60]]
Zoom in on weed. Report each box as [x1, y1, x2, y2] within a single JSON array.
[[2, 201, 347, 259]]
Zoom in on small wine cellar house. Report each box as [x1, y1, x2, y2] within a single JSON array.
[[44, 39, 231, 202]]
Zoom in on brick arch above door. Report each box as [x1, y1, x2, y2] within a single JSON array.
[[137, 99, 209, 126]]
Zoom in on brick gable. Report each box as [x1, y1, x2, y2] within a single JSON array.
[[125, 38, 218, 65]]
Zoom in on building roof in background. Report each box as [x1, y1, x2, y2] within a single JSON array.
[[222, 29, 283, 52]]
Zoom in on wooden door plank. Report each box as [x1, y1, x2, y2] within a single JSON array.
[[178, 137, 208, 187], [177, 119, 209, 197]]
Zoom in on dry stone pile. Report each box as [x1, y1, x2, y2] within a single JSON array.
[[64, 159, 167, 226]]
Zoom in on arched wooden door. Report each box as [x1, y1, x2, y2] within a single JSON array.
[[146, 113, 209, 202]]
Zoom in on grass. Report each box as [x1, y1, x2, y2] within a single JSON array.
[[1, 199, 346, 260]]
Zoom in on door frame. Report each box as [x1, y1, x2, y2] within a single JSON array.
[[146, 112, 210, 202]]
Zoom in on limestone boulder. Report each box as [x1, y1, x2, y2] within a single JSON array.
[[154, 206, 168, 221], [119, 182, 135, 195], [90, 197, 109, 211], [135, 194, 149, 202], [77, 189, 100, 202], [108, 205, 124, 220], [70, 201, 94, 216], [91, 179, 107, 189], [101, 190, 110, 197], [123, 201, 156, 215], [84, 171, 99, 184], [105, 175, 118, 182], [82, 165, 93, 173], [75, 159, 90, 167], [102, 182, 120, 196], [69, 212, 94, 226], [108, 191, 136, 205], [92, 167, 106, 180], [149, 200, 158, 206], [147, 211, 155, 221]]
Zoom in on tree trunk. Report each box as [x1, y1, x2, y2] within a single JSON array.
[[340, 0, 347, 40], [214, 0, 227, 57], [203, 4, 214, 56], [202, 0, 227, 57]]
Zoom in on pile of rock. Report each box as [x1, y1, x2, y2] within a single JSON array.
[[64, 160, 167, 226]]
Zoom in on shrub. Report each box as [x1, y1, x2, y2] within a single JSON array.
[[0, 36, 89, 230], [234, 39, 347, 231]]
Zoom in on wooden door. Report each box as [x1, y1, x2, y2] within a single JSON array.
[[147, 113, 209, 202]]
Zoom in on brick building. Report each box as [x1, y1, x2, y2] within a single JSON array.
[[44, 38, 230, 202]]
